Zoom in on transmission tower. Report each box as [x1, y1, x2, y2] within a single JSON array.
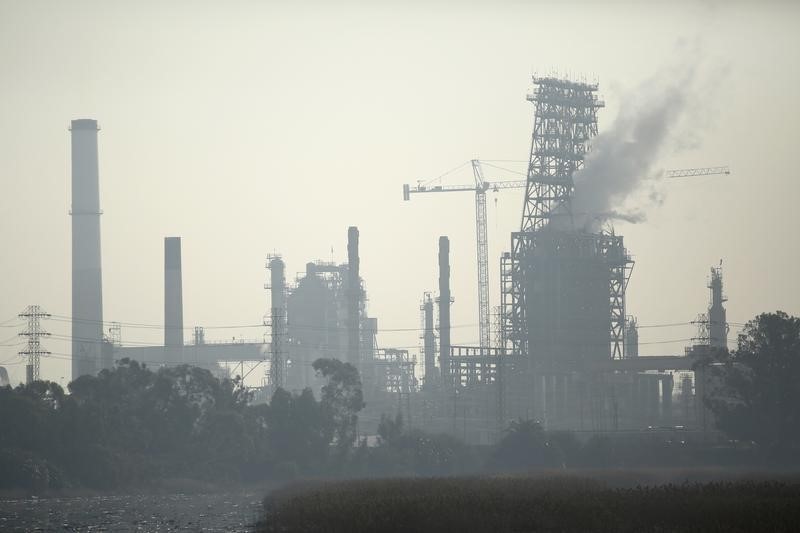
[[18, 305, 51, 384], [267, 308, 285, 391]]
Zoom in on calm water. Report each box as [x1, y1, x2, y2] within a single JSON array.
[[0, 491, 263, 532]]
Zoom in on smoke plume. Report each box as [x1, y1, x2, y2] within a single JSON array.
[[569, 57, 709, 232]]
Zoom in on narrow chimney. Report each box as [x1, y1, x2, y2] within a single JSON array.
[[347, 227, 360, 367], [164, 237, 184, 349], [438, 236, 450, 383], [71, 119, 103, 379]]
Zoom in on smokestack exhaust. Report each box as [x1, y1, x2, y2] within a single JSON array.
[[438, 236, 450, 383], [164, 237, 184, 350], [70, 119, 104, 379]]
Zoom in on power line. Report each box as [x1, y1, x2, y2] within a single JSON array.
[[44, 313, 480, 333], [419, 161, 471, 187], [0, 354, 22, 366]]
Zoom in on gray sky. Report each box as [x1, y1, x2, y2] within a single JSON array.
[[1, 0, 798, 386]]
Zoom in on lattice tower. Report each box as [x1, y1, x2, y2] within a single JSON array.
[[18, 305, 51, 384], [520, 77, 604, 232]]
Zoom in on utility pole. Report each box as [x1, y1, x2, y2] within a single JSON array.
[[18, 305, 51, 384]]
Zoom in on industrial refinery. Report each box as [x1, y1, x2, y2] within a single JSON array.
[[22, 76, 734, 445]]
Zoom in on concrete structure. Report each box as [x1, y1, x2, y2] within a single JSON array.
[[164, 237, 184, 350], [70, 119, 104, 379]]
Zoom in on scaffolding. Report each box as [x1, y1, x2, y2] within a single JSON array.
[[373, 348, 418, 423]]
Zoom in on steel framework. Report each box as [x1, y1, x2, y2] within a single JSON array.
[[472, 161, 490, 348], [502, 77, 635, 362], [520, 77, 604, 232], [374, 348, 418, 420], [18, 305, 51, 384], [503, 231, 632, 360], [665, 166, 730, 179]]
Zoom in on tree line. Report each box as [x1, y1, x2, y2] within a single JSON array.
[[1, 311, 798, 492]]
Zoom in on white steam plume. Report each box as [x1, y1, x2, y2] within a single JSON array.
[[568, 52, 718, 233]]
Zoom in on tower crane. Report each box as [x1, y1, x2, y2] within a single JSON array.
[[403, 160, 525, 349], [404, 162, 730, 350], [663, 166, 730, 178]]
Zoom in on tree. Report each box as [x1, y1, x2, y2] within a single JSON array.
[[371, 412, 470, 476], [705, 311, 800, 452], [265, 387, 330, 472], [312, 358, 365, 454], [377, 412, 404, 445], [489, 419, 561, 471]]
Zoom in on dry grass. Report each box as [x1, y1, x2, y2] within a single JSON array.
[[257, 473, 800, 532]]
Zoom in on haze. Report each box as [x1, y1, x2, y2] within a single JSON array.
[[1, 0, 798, 386]]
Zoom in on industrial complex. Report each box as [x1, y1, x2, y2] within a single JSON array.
[[15, 76, 733, 445]]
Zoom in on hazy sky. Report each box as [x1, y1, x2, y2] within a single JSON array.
[[1, 0, 798, 386]]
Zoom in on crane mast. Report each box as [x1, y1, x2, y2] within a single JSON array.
[[403, 160, 524, 349], [472, 160, 490, 349], [664, 166, 730, 178]]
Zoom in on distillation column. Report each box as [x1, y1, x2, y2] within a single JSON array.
[[708, 266, 728, 350], [268, 256, 286, 389], [422, 293, 436, 387]]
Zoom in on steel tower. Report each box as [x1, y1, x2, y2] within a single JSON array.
[[520, 77, 604, 232], [503, 78, 604, 356], [18, 305, 51, 384]]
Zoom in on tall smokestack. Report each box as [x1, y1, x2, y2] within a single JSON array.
[[347, 226, 360, 367], [438, 236, 450, 383], [71, 119, 103, 379], [164, 237, 184, 349]]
